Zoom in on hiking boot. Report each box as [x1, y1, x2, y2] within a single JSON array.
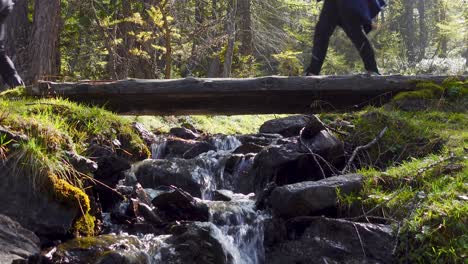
[[366, 71, 381, 76]]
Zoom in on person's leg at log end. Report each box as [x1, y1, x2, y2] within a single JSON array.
[[337, 0, 382, 77], [304, 0, 339, 76], [0, 1, 24, 91]]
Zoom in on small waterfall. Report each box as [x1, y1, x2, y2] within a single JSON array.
[[151, 137, 167, 159], [211, 135, 242, 151], [207, 195, 268, 264]]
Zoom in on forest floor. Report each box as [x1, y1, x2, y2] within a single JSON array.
[[0, 79, 466, 263]]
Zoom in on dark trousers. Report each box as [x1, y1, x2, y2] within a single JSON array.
[[306, 0, 379, 75], [0, 5, 22, 88]]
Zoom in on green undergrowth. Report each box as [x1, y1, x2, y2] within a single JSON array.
[[330, 86, 467, 263], [0, 89, 149, 236], [127, 114, 286, 135]]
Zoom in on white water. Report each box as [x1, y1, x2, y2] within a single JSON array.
[[207, 194, 268, 264], [109, 134, 266, 264]]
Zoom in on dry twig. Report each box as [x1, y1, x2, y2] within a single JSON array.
[[341, 127, 388, 174]]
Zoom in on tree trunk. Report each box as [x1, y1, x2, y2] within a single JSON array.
[[438, 3, 448, 58], [29, 0, 61, 82], [236, 0, 252, 56], [402, 0, 415, 64], [223, 0, 236, 78], [5, 0, 30, 81], [32, 75, 463, 115], [163, 9, 172, 79], [417, 0, 427, 61]]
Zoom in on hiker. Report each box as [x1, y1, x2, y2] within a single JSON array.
[[0, 0, 24, 89], [304, 0, 386, 76]]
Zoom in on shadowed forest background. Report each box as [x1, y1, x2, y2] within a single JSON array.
[[5, 0, 468, 85]]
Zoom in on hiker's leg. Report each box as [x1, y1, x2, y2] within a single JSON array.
[[305, 0, 339, 75], [340, 20, 379, 73]]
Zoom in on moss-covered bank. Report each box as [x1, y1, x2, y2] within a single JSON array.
[[0, 88, 149, 236]]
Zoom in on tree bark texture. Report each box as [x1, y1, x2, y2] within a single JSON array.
[[236, 0, 253, 56], [30, 75, 465, 115], [223, 0, 236, 78], [29, 0, 61, 82], [417, 0, 427, 61], [402, 0, 415, 63]]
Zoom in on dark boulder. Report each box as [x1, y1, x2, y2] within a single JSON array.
[[64, 151, 98, 175], [183, 141, 216, 159], [160, 138, 199, 159], [152, 186, 209, 222], [266, 216, 395, 264], [269, 174, 363, 218], [0, 171, 79, 239], [0, 215, 40, 264], [132, 159, 214, 198], [169, 127, 200, 140], [247, 130, 344, 194], [88, 144, 131, 211], [259, 115, 324, 137], [132, 122, 158, 146], [233, 143, 264, 154], [167, 222, 234, 264], [237, 133, 282, 146]]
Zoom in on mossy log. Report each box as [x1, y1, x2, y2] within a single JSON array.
[[29, 75, 466, 115]]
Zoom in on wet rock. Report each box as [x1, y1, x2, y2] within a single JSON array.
[[132, 157, 220, 198], [51, 234, 170, 264], [247, 131, 344, 194], [136, 202, 162, 225], [183, 141, 216, 159], [213, 190, 235, 201], [237, 133, 282, 146], [0, 170, 79, 239], [167, 222, 234, 264], [224, 154, 256, 193], [269, 174, 363, 218], [208, 135, 242, 151], [89, 145, 131, 211], [300, 129, 345, 166], [0, 215, 40, 264], [170, 127, 199, 140], [132, 122, 158, 146], [233, 142, 264, 154], [64, 151, 98, 175], [259, 115, 324, 137], [163, 138, 199, 158], [266, 216, 395, 264], [152, 186, 209, 222]]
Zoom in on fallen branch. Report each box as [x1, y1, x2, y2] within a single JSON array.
[[341, 127, 388, 174]]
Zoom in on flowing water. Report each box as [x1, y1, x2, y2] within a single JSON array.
[[95, 135, 268, 264]]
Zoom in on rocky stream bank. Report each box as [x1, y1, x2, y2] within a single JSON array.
[[0, 113, 434, 264]]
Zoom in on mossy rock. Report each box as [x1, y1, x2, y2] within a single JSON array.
[[392, 80, 468, 111]]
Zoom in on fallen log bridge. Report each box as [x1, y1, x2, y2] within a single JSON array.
[[30, 75, 464, 115]]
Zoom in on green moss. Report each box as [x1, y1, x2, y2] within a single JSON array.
[[0, 87, 27, 99], [73, 214, 96, 237], [349, 108, 444, 168], [50, 175, 95, 236], [0, 96, 150, 237], [394, 82, 445, 101], [334, 107, 467, 264]]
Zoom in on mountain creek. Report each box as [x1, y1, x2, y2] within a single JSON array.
[[0, 114, 423, 264]]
